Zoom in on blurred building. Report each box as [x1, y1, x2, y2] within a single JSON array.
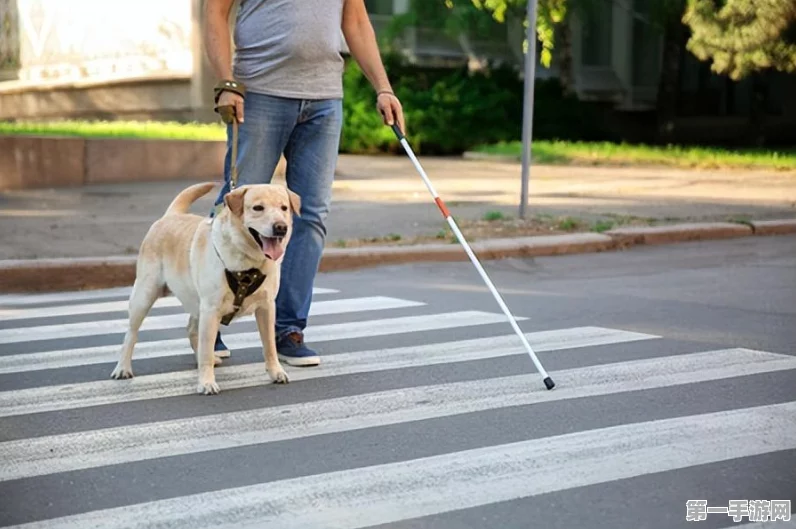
[[363, 0, 796, 146], [1, 0, 793, 145]]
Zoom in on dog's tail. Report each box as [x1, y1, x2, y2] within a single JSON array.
[[163, 182, 217, 216]]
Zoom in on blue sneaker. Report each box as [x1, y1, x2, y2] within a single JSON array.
[[277, 332, 320, 367], [214, 332, 230, 358]]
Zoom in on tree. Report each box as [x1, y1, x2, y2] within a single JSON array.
[[682, 0, 796, 81], [682, 0, 796, 145], [467, 0, 575, 94], [470, 0, 568, 68], [388, 1, 573, 90]]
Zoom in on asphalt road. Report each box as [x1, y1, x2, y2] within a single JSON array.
[[1, 235, 794, 528]]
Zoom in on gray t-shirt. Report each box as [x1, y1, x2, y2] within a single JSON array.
[[232, 0, 345, 100]]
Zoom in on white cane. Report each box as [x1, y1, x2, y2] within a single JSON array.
[[390, 124, 555, 390]]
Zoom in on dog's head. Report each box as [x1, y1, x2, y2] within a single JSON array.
[[222, 184, 301, 262]]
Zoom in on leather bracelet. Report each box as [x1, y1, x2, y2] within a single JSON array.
[[376, 90, 395, 98], [213, 79, 246, 105]]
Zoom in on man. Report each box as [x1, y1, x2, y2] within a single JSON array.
[[203, 0, 405, 367]]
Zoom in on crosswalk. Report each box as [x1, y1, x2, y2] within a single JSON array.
[[0, 284, 793, 528]]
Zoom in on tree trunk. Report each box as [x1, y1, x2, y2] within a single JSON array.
[[656, 15, 686, 143], [747, 72, 768, 146], [558, 22, 575, 97]]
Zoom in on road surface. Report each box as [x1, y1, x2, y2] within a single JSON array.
[[1, 235, 794, 528]]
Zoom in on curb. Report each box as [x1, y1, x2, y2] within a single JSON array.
[[604, 222, 753, 246], [0, 256, 138, 294], [318, 233, 615, 273], [749, 219, 796, 235], [1, 220, 794, 294]]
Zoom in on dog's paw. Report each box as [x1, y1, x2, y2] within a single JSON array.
[[110, 364, 134, 379], [197, 380, 220, 395], [268, 367, 290, 384], [213, 355, 223, 367]]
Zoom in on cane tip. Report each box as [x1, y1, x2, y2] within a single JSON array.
[[543, 377, 555, 390]]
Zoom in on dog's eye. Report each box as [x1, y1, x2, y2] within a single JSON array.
[[281, 205, 288, 211], [253, 205, 264, 212]]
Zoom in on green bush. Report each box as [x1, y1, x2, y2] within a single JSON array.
[[340, 59, 397, 153], [340, 53, 611, 155]]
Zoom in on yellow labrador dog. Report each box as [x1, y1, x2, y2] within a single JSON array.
[[110, 181, 299, 394]]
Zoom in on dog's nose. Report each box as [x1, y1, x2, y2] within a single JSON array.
[[273, 222, 288, 237]]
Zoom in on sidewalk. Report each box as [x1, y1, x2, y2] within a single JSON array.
[[1, 154, 794, 260]]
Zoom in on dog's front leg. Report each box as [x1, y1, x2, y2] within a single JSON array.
[[255, 303, 289, 384], [196, 311, 221, 395]]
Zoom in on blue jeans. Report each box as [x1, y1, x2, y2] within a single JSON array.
[[212, 91, 343, 339]]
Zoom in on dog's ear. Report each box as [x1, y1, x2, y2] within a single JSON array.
[[287, 188, 302, 217], [224, 187, 247, 217]]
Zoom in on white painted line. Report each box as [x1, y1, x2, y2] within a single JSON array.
[[0, 287, 134, 306], [0, 288, 338, 321], [309, 287, 339, 295], [5, 401, 795, 527], [2, 348, 793, 482], [0, 310, 524, 375], [0, 322, 626, 415], [0, 296, 423, 344], [0, 297, 183, 321], [0, 287, 339, 309]]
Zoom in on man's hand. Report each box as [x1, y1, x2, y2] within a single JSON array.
[[377, 92, 405, 135], [217, 91, 244, 123]]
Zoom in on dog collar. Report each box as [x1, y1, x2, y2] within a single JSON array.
[[221, 268, 267, 326]]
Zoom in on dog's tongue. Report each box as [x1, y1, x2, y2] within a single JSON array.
[[261, 237, 283, 261]]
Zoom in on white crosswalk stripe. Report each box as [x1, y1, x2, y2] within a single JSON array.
[[0, 296, 185, 321], [0, 286, 339, 307], [6, 402, 795, 529], [3, 348, 795, 482], [0, 287, 137, 306], [0, 287, 338, 322], [0, 310, 522, 374], [0, 326, 657, 417], [0, 285, 793, 528], [0, 296, 424, 344]]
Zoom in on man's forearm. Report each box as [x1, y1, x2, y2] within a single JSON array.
[[204, 0, 234, 80], [343, 19, 392, 93]]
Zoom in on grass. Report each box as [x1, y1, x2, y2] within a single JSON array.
[[0, 120, 226, 141], [591, 219, 615, 233], [482, 210, 506, 221], [4, 119, 793, 171], [472, 140, 796, 171], [556, 216, 583, 231], [324, 208, 709, 250], [330, 212, 667, 249]]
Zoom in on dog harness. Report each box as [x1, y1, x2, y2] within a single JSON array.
[[220, 268, 267, 326]]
